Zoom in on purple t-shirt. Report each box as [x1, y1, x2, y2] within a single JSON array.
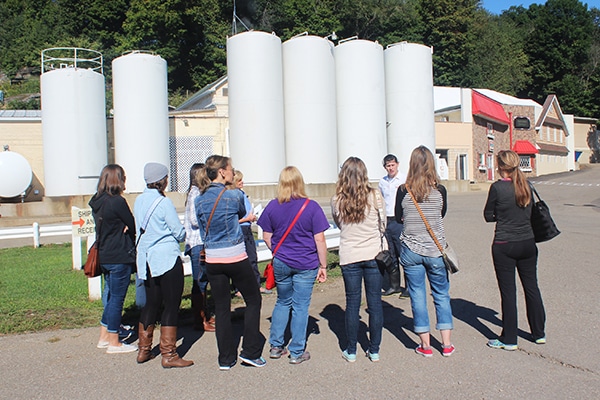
[[258, 198, 329, 270]]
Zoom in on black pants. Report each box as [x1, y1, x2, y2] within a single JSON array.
[[492, 238, 545, 344], [206, 258, 264, 366], [139, 257, 184, 329]]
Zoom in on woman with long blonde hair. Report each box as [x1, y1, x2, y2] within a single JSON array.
[[395, 146, 454, 357], [484, 150, 545, 350], [332, 157, 385, 362], [258, 166, 329, 364]]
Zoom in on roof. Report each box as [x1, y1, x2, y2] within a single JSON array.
[[176, 76, 228, 111], [433, 86, 462, 112], [475, 89, 541, 107], [513, 140, 538, 154], [536, 95, 569, 136], [0, 110, 42, 121], [472, 91, 510, 125], [537, 142, 569, 155]]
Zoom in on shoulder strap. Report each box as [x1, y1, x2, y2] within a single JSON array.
[[406, 186, 445, 256], [373, 191, 386, 251], [528, 181, 541, 202], [135, 196, 164, 247], [204, 187, 228, 239], [271, 198, 310, 257]]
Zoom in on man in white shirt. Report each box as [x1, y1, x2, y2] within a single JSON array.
[[378, 154, 408, 297]]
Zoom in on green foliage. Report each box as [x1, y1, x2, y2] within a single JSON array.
[[0, 244, 104, 334], [1, 0, 600, 116]]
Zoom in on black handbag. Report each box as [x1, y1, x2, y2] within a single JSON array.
[[373, 191, 395, 273], [530, 183, 560, 243]]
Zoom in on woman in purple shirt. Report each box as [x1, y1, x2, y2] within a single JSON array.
[[258, 166, 329, 364]]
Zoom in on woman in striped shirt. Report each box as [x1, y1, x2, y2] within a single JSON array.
[[395, 146, 454, 357]]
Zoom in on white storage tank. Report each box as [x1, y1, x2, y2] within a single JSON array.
[[283, 34, 338, 184], [335, 39, 387, 180], [0, 149, 32, 198], [112, 51, 170, 193], [40, 48, 107, 196], [384, 42, 435, 174], [227, 31, 285, 184]]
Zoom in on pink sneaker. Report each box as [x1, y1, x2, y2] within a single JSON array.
[[415, 345, 433, 357], [442, 344, 455, 357]]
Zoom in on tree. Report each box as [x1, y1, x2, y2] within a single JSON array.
[[117, 0, 229, 90], [417, 0, 481, 87], [519, 0, 594, 114], [466, 10, 531, 95]]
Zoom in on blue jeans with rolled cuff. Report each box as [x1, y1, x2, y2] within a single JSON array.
[[400, 244, 453, 333]]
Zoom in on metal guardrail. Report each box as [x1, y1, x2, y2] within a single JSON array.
[[0, 219, 341, 261]]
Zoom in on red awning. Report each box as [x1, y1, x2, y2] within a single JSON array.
[[472, 91, 510, 125], [513, 140, 539, 154]]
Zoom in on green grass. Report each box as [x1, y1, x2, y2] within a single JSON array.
[[0, 243, 340, 335]]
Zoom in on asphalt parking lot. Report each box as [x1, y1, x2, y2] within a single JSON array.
[[1, 165, 599, 399]]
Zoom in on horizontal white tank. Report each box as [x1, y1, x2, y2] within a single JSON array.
[[384, 42, 435, 174], [0, 150, 32, 197], [41, 66, 107, 196], [283, 35, 338, 184], [113, 52, 170, 193], [227, 31, 285, 184], [335, 39, 387, 180]]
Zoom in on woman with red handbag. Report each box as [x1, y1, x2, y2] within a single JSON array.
[[257, 166, 329, 364]]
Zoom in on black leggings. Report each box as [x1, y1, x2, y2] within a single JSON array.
[[139, 257, 184, 329], [492, 238, 545, 344]]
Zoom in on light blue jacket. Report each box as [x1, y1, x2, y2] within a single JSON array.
[[195, 183, 246, 250], [134, 188, 185, 279]]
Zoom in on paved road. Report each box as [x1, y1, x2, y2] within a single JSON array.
[[1, 166, 599, 399]]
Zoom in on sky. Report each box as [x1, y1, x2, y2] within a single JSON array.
[[482, 0, 600, 15]]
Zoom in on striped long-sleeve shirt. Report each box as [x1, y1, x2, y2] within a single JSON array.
[[395, 185, 447, 258]]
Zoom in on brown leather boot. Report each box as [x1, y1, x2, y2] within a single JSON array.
[[199, 293, 216, 332], [160, 326, 194, 368], [137, 323, 155, 364]]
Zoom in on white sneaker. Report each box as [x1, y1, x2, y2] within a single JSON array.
[[106, 343, 138, 354], [97, 341, 109, 349]]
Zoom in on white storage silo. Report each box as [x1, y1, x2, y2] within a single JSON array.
[[335, 39, 387, 180], [112, 51, 170, 193], [227, 31, 285, 184], [41, 48, 107, 196], [283, 35, 338, 184], [384, 42, 435, 174]]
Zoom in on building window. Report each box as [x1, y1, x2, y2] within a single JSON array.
[[519, 155, 532, 172], [546, 126, 551, 141], [478, 153, 486, 170], [487, 123, 494, 139], [553, 127, 557, 142]]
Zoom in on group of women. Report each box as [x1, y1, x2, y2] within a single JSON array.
[[90, 146, 545, 369]]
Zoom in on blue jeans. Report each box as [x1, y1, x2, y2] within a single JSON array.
[[341, 259, 383, 355], [400, 244, 453, 333], [270, 258, 318, 357], [100, 263, 133, 333], [188, 245, 208, 294]]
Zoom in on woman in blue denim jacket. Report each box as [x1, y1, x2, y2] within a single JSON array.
[[134, 162, 193, 368], [195, 155, 265, 370]]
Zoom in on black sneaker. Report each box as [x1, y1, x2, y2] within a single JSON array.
[[219, 359, 237, 371]]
